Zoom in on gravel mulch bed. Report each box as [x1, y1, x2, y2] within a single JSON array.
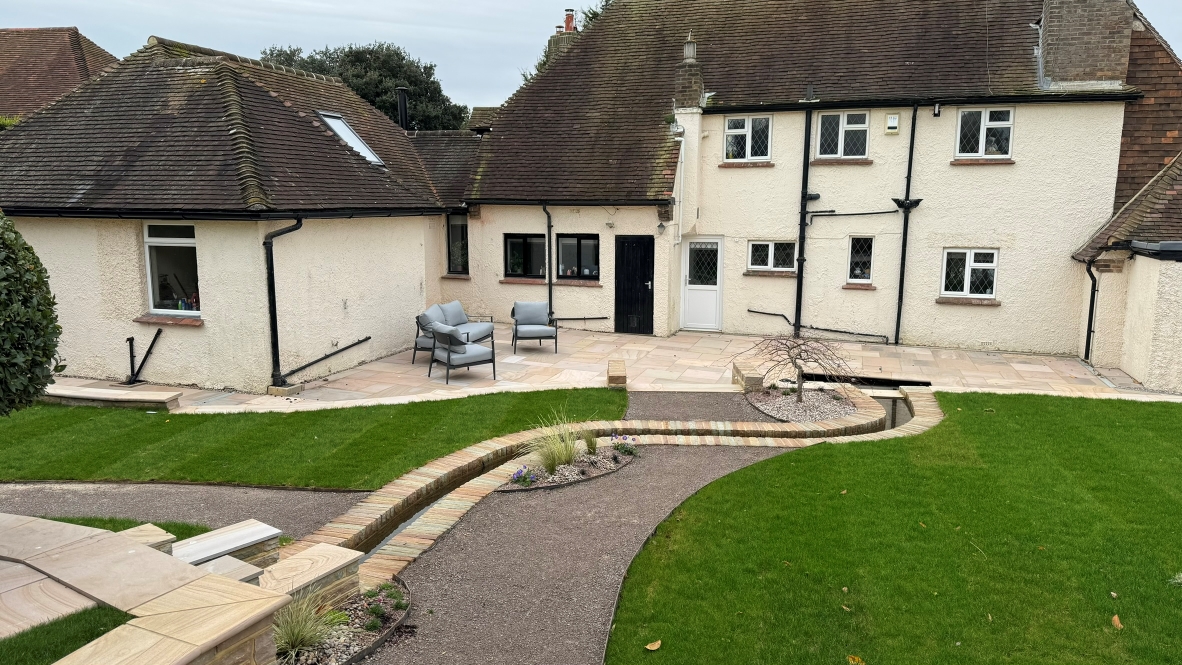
[[366, 445, 786, 665], [0, 482, 362, 538], [293, 582, 410, 665], [497, 448, 635, 492], [747, 388, 857, 422], [625, 391, 777, 422]]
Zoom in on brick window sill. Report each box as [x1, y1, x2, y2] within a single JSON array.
[[134, 314, 204, 327], [441, 273, 471, 280], [950, 158, 1015, 166], [743, 270, 797, 278], [811, 158, 874, 166], [500, 277, 546, 285], [719, 161, 775, 168], [556, 279, 602, 288], [842, 283, 877, 290], [936, 296, 1000, 306]]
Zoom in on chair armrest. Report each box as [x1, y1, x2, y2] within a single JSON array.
[[467, 315, 494, 323]]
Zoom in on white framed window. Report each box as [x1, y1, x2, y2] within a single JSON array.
[[817, 111, 869, 158], [942, 249, 998, 297], [956, 108, 1013, 158], [724, 116, 772, 161], [144, 223, 200, 315], [318, 111, 384, 165], [747, 240, 796, 271], [847, 237, 874, 283]]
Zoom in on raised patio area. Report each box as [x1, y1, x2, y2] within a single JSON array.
[[52, 325, 1171, 413]]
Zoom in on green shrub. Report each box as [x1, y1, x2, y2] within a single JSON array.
[[364, 617, 382, 632], [582, 430, 598, 455], [0, 211, 62, 417]]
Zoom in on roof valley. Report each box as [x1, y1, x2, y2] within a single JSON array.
[[214, 64, 273, 211]]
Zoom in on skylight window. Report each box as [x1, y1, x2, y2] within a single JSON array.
[[318, 112, 384, 165]]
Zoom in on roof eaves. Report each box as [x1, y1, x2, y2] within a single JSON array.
[[1074, 150, 1182, 260]]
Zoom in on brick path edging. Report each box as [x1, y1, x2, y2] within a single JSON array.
[[282, 387, 888, 560]]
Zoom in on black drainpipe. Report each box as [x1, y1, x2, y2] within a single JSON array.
[[793, 110, 814, 338], [892, 103, 923, 344], [264, 217, 304, 387], [1083, 258, 1099, 363], [542, 203, 554, 320]]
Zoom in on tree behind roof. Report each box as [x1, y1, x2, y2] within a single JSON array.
[[261, 43, 468, 131]]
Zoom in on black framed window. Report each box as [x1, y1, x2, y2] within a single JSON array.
[[447, 214, 469, 274], [504, 234, 547, 278], [556, 234, 600, 280]]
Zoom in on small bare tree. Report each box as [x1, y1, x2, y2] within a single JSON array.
[[747, 335, 856, 402]]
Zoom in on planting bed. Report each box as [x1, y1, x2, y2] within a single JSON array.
[[286, 580, 411, 665], [747, 387, 857, 422], [498, 446, 636, 492]]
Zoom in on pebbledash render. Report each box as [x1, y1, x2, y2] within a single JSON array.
[[0, 0, 1180, 395]]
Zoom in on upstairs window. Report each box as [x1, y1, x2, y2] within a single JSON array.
[[447, 214, 469, 274], [557, 234, 600, 280], [748, 241, 796, 271], [504, 234, 546, 278], [943, 249, 998, 297], [724, 116, 772, 161], [318, 112, 384, 165], [957, 109, 1013, 158], [848, 237, 874, 282], [817, 111, 869, 158], [145, 224, 200, 315]]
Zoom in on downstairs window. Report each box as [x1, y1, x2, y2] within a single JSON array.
[[145, 224, 200, 314], [942, 249, 998, 297]]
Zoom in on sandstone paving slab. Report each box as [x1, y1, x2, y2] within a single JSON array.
[[129, 574, 280, 617], [26, 532, 207, 611], [196, 555, 263, 585], [0, 560, 46, 594], [258, 543, 362, 596], [51, 624, 197, 665], [128, 597, 285, 648], [118, 523, 176, 552], [171, 519, 282, 565], [0, 513, 105, 561], [0, 575, 96, 639]]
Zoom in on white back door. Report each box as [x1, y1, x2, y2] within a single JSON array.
[[682, 239, 722, 330]]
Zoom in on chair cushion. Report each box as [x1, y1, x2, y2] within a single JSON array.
[[513, 301, 549, 326], [440, 300, 469, 326], [429, 324, 467, 353], [455, 321, 494, 343], [415, 334, 434, 351], [516, 324, 557, 339], [422, 304, 446, 326], [434, 343, 493, 364]]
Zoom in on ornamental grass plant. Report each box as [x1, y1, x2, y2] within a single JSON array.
[[521, 410, 580, 474]]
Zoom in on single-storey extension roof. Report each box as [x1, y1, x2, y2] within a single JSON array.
[[0, 27, 117, 118], [0, 37, 441, 218], [1077, 151, 1182, 260], [407, 130, 482, 209], [466, 0, 1138, 204]]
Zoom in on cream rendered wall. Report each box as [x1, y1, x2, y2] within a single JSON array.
[[684, 102, 1126, 352], [1078, 257, 1130, 368], [437, 205, 673, 336], [13, 217, 273, 391], [1120, 255, 1160, 384], [1119, 257, 1182, 392], [272, 216, 435, 385]]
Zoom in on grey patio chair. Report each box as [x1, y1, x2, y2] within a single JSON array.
[[413, 301, 494, 363], [427, 323, 496, 384], [511, 301, 557, 354]]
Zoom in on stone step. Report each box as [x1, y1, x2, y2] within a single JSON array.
[[259, 543, 362, 608], [40, 385, 182, 412], [118, 524, 176, 554], [172, 519, 282, 568], [196, 555, 263, 585]]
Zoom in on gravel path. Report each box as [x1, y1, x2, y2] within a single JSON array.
[[624, 391, 776, 422], [0, 482, 363, 538], [371, 445, 785, 665]]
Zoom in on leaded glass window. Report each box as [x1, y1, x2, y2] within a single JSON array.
[[689, 242, 719, 285], [942, 249, 998, 297], [817, 111, 869, 158], [848, 237, 873, 282], [957, 108, 1013, 158], [724, 116, 772, 161]]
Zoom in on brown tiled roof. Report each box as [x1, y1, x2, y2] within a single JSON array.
[[467, 0, 1139, 203], [0, 27, 117, 118], [1077, 149, 1182, 260], [1113, 13, 1182, 211], [0, 37, 441, 216], [464, 107, 498, 131], [408, 130, 481, 208]]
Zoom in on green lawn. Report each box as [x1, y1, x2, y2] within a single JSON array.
[[0, 607, 130, 665], [45, 516, 210, 541], [607, 393, 1182, 665], [0, 389, 626, 489]]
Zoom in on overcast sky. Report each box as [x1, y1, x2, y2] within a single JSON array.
[[8, 0, 1182, 109]]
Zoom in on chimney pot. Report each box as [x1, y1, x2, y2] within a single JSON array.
[[683, 32, 697, 63], [564, 9, 576, 32]]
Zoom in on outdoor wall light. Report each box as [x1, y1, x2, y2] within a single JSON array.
[[657, 222, 667, 234]]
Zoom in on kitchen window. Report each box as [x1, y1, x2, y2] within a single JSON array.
[[942, 249, 998, 297], [724, 116, 772, 161], [504, 234, 547, 278], [957, 108, 1013, 158], [447, 214, 469, 274], [817, 111, 869, 158], [747, 241, 796, 271], [556, 234, 600, 280], [144, 223, 200, 315], [848, 237, 874, 282]]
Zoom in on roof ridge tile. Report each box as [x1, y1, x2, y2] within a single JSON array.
[[214, 63, 273, 211], [147, 36, 344, 85]]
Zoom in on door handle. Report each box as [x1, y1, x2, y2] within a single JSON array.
[[645, 281, 652, 290]]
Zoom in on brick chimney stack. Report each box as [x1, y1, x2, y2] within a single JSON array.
[[546, 9, 579, 61], [674, 32, 704, 108], [1039, 0, 1134, 90], [564, 9, 576, 33]]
